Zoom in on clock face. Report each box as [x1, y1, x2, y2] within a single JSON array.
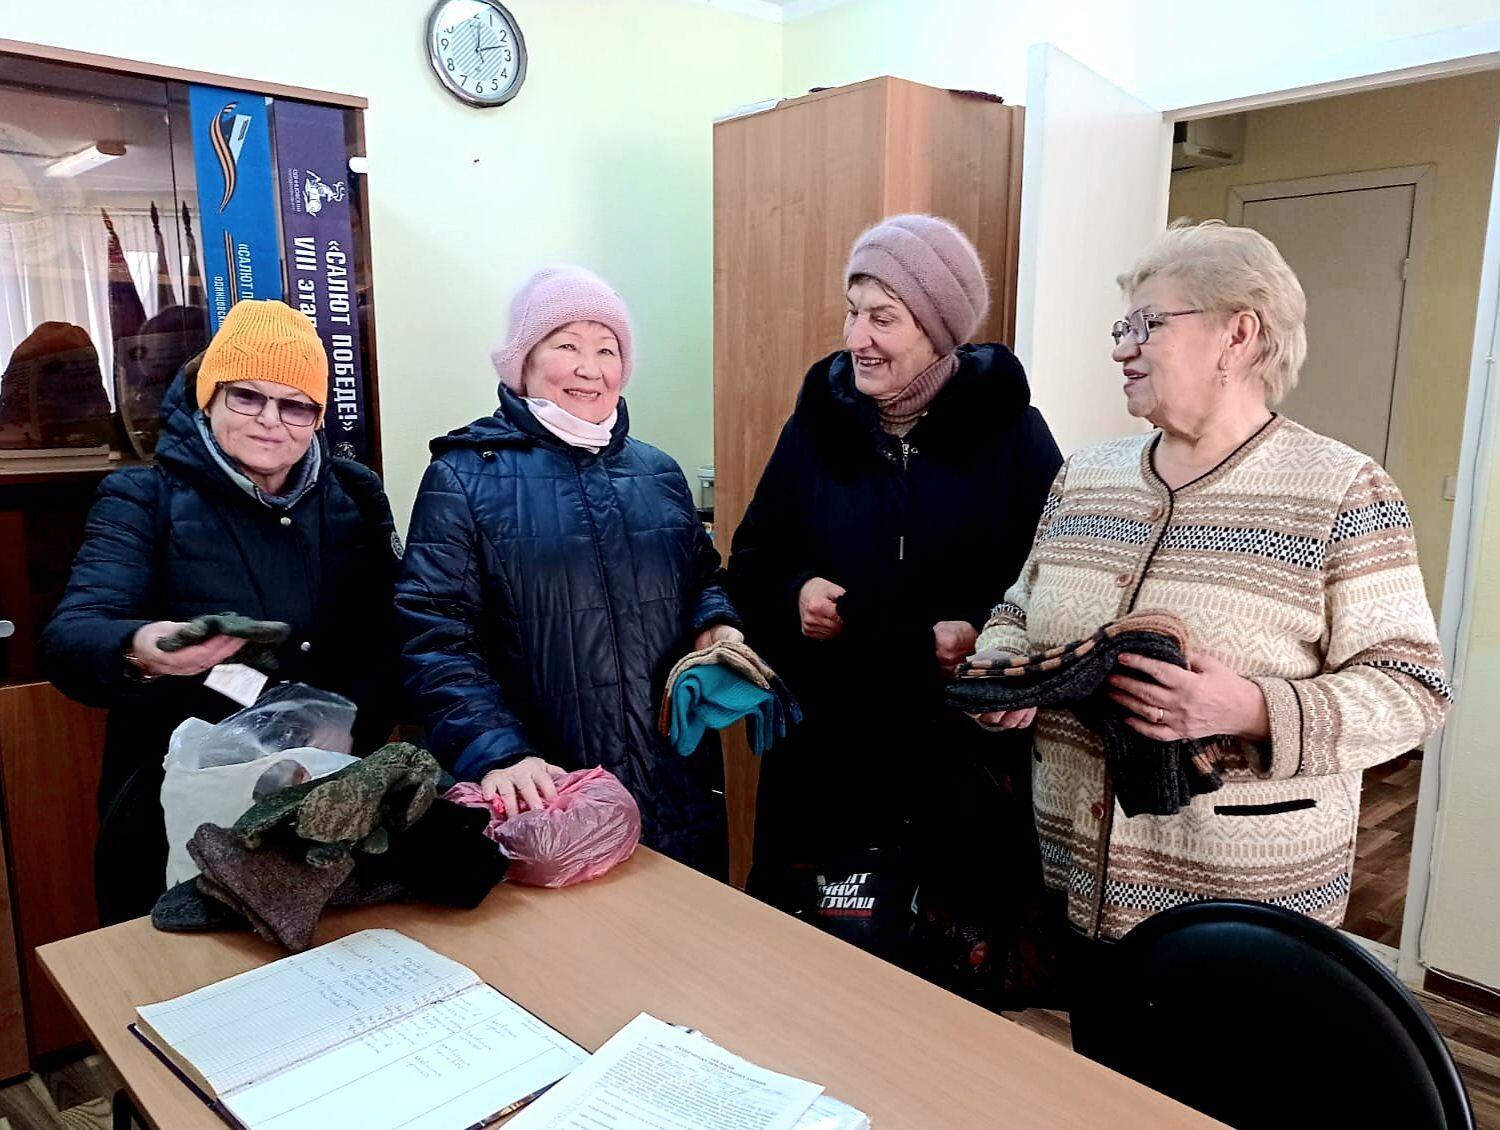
[[426, 0, 527, 108]]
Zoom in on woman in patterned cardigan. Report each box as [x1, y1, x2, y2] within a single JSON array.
[[971, 221, 1450, 943]]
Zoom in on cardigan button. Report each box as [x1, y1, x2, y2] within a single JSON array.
[[300, 641, 311, 653], [279, 516, 292, 527], [1149, 505, 1165, 522], [1090, 801, 1106, 821], [1115, 572, 1133, 588]]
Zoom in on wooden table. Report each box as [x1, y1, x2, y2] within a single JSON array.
[[39, 848, 1221, 1128]]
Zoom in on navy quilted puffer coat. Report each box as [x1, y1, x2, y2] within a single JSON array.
[[41, 364, 402, 923], [395, 387, 740, 877], [729, 345, 1062, 907]]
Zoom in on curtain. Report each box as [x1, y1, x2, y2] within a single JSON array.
[[0, 204, 178, 411]]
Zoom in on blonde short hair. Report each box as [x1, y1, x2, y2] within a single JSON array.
[[1116, 220, 1307, 405]]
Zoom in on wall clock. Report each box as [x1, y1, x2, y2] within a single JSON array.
[[426, 0, 527, 108]]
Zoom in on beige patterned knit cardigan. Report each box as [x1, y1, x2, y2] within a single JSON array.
[[976, 414, 1450, 940]]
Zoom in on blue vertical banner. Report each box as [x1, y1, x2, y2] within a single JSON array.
[[270, 100, 369, 462], [188, 85, 283, 331]]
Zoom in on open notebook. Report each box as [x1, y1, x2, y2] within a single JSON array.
[[132, 929, 586, 1130]]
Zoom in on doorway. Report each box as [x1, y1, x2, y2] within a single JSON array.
[[1161, 72, 1500, 954], [1020, 46, 1500, 983]]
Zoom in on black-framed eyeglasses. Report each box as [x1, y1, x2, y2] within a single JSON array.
[[1111, 309, 1202, 346], [220, 384, 321, 428]]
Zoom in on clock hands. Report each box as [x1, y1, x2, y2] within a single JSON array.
[[474, 18, 497, 54]]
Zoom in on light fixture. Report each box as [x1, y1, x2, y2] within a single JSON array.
[[45, 140, 126, 178]]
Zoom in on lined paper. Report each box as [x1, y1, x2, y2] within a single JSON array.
[[137, 930, 479, 1095], [222, 984, 586, 1130]]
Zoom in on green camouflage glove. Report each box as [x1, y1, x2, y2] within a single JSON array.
[[234, 743, 441, 867], [158, 613, 290, 672]]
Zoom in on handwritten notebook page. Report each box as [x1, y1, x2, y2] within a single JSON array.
[[221, 983, 587, 1130], [136, 929, 480, 1096], [506, 1012, 822, 1130]]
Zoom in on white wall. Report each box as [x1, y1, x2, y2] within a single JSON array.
[[781, 0, 1500, 108], [0, 0, 783, 529]]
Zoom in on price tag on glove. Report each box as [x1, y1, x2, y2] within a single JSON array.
[[204, 663, 269, 707]]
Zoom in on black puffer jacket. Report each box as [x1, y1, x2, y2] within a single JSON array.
[[729, 345, 1063, 894], [41, 365, 402, 923], [395, 387, 739, 877]]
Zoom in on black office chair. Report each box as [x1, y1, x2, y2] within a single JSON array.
[[1069, 900, 1474, 1130]]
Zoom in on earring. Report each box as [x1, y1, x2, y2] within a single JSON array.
[[1219, 369, 1229, 388]]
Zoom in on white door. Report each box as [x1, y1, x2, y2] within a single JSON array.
[[1014, 44, 1170, 456], [1231, 177, 1420, 464]]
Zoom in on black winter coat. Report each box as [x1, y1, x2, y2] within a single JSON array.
[[728, 345, 1063, 900], [395, 388, 740, 878], [41, 367, 402, 923]]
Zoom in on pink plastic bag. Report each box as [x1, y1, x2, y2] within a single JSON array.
[[444, 767, 641, 887]]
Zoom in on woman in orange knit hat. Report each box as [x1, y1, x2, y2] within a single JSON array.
[[42, 300, 403, 923]]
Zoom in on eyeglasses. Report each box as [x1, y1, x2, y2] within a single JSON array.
[[221, 384, 321, 428], [1111, 309, 1202, 346]]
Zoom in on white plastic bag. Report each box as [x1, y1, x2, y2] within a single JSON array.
[[160, 685, 360, 886], [181, 683, 357, 767]]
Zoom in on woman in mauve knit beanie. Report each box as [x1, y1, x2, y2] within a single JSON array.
[[726, 215, 1064, 1001], [397, 266, 745, 880]]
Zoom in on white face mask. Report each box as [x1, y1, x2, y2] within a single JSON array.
[[523, 397, 618, 452]]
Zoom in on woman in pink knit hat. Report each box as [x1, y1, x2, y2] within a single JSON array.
[[397, 266, 744, 878], [728, 215, 1063, 1003]]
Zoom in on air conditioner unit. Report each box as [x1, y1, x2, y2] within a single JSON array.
[[1172, 114, 1245, 171]]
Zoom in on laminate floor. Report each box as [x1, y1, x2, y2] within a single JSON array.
[[1344, 752, 1423, 947], [0, 1055, 114, 1130]]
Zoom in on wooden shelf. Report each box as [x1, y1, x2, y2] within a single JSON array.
[[0, 453, 141, 487]]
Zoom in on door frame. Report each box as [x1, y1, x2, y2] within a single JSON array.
[[1023, 24, 1500, 987], [1226, 164, 1434, 478]]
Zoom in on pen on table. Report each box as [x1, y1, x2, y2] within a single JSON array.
[[470, 1080, 559, 1128]]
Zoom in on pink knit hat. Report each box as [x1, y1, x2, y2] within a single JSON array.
[[491, 266, 635, 391], [844, 214, 989, 355]]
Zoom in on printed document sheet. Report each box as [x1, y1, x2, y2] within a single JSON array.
[[506, 1012, 822, 1129]]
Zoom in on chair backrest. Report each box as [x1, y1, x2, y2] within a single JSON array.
[[1069, 900, 1474, 1130]]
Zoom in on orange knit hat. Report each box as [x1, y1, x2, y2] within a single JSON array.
[[196, 300, 328, 411]]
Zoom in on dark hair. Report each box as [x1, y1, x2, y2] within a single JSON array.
[[846, 273, 902, 303]]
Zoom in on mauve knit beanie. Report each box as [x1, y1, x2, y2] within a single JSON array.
[[491, 266, 635, 392], [845, 214, 990, 355]]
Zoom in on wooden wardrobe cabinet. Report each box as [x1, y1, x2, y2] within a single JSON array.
[[713, 76, 1026, 886]]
